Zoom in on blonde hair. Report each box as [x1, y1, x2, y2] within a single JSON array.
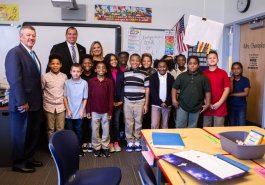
[[89, 41, 103, 58]]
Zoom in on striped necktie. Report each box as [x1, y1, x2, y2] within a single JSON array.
[[30, 51, 40, 73], [71, 45, 77, 63]]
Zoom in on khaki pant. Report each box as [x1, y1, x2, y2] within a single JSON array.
[[91, 112, 110, 150], [151, 106, 171, 129], [45, 110, 65, 139], [203, 116, 225, 127], [124, 100, 145, 143]]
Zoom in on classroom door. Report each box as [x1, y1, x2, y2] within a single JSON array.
[[239, 21, 265, 125]]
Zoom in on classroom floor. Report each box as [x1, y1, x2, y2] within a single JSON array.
[[0, 140, 142, 185]]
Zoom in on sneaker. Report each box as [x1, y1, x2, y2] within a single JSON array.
[[109, 143, 115, 153], [79, 149, 85, 157], [126, 142, 134, 152], [102, 149, 110, 157], [81, 143, 88, 153], [114, 142, 121, 152], [134, 141, 142, 152], [94, 149, 101, 157], [87, 143, 93, 153]]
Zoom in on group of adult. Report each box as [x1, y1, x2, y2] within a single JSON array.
[[4, 25, 103, 173]]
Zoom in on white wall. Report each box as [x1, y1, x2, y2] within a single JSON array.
[[0, 0, 225, 49], [224, 0, 265, 24]]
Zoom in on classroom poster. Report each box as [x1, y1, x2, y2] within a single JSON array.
[[165, 31, 175, 55], [95, 4, 152, 23], [127, 28, 141, 53], [0, 4, 19, 21], [183, 15, 223, 50]]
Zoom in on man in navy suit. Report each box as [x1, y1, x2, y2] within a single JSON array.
[[5, 25, 43, 173], [48, 26, 86, 78]]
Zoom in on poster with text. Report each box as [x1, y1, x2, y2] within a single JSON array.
[[165, 31, 175, 55], [95, 4, 152, 23], [0, 4, 19, 21]]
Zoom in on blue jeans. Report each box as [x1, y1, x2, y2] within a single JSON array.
[[228, 106, 246, 126], [176, 107, 200, 128], [110, 105, 122, 143], [65, 118, 82, 146]]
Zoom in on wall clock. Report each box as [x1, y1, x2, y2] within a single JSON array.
[[237, 0, 251, 13]]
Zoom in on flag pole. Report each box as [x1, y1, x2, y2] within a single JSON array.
[[171, 14, 185, 30]]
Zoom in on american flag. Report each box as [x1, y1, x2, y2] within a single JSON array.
[[176, 15, 189, 53]]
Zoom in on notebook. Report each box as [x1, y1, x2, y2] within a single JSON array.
[[152, 132, 185, 149], [159, 150, 250, 183]]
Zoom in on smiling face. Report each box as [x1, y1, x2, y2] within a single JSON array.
[[231, 64, 242, 76], [66, 28, 78, 45], [176, 56, 186, 67], [206, 53, 218, 67], [110, 55, 118, 68], [142, 56, 152, 69], [49, 59, 62, 74], [157, 61, 168, 75], [82, 58, 93, 72], [118, 53, 129, 66], [188, 58, 199, 72], [20, 27, 36, 50], [70, 66, 82, 80], [92, 43, 102, 57], [95, 63, 107, 76], [130, 55, 141, 69]]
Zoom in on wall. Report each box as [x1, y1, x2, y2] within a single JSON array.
[[224, 0, 265, 24], [0, 0, 224, 49]]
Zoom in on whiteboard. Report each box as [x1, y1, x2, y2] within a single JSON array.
[[1, 22, 121, 79]]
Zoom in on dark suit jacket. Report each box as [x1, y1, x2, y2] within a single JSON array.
[[5, 43, 42, 112], [149, 72, 175, 107], [107, 69, 124, 102], [48, 41, 86, 78]]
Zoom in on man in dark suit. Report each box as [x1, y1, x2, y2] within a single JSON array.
[[48, 26, 86, 78], [5, 25, 43, 173]]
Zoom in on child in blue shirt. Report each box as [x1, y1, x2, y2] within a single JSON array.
[[64, 63, 88, 156], [228, 62, 250, 126]]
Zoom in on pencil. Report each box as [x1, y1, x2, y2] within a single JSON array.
[[177, 170, 186, 184]]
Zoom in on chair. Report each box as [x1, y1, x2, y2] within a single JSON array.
[[138, 162, 157, 185], [49, 130, 121, 185]]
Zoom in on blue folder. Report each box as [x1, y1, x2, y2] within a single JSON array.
[[152, 132, 185, 149]]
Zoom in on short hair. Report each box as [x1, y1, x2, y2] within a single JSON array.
[[48, 53, 62, 64], [129, 53, 141, 61], [70, 63, 82, 71], [66, 26, 78, 35], [19, 25, 35, 36], [89, 41, 104, 57], [187, 55, 200, 65], [80, 54, 93, 64], [175, 54, 186, 62], [141, 53, 153, 63], [95, 61, 107, 69], [157, 60, 168, 68], [206, 50, 218, 59], [118, 51, 129, 57]]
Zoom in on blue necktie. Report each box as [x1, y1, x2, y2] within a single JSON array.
[[71, 45, 77, 63], [30, 51, 40, 73]]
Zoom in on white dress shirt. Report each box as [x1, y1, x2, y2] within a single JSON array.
[[67, 42, 79, 63], [158, 73, 167, 102]]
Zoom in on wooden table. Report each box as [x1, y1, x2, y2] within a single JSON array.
[[141, 126, 265, 185], [203, 126, 265, 167]]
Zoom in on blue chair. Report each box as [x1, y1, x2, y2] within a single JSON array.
[[139, 162, 157, 185], [49, 130, 122, 185]]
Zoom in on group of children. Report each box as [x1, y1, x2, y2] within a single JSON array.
[[41, 49, 250, 158]]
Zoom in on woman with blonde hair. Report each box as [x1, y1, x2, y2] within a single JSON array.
[[89, 41, 104, 62]]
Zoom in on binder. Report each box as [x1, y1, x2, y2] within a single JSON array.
[[152, 132, 185, 149]]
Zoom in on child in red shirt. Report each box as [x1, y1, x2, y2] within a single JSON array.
[[203, 51, 230, 126]]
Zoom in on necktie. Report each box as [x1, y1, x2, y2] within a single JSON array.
[[71, 45, 77, 63], [30, 51, 40, 73]]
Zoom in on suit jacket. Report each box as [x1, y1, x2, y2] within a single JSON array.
[[48, 41, 86, 78], [149, 72, 175, 107], [5, 43, 42, 112], [106, 69, 124, 102]]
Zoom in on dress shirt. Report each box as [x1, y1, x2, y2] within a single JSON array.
[[21, 42, 41, 71], [41, 72, 68, 113], [67, 42, 79, 63], [158, 73, 167, 102]]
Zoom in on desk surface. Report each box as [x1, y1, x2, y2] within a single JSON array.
[[203, 126, 265, 167], [141, 128, 226, 159], [158, 156, 265, 185]]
